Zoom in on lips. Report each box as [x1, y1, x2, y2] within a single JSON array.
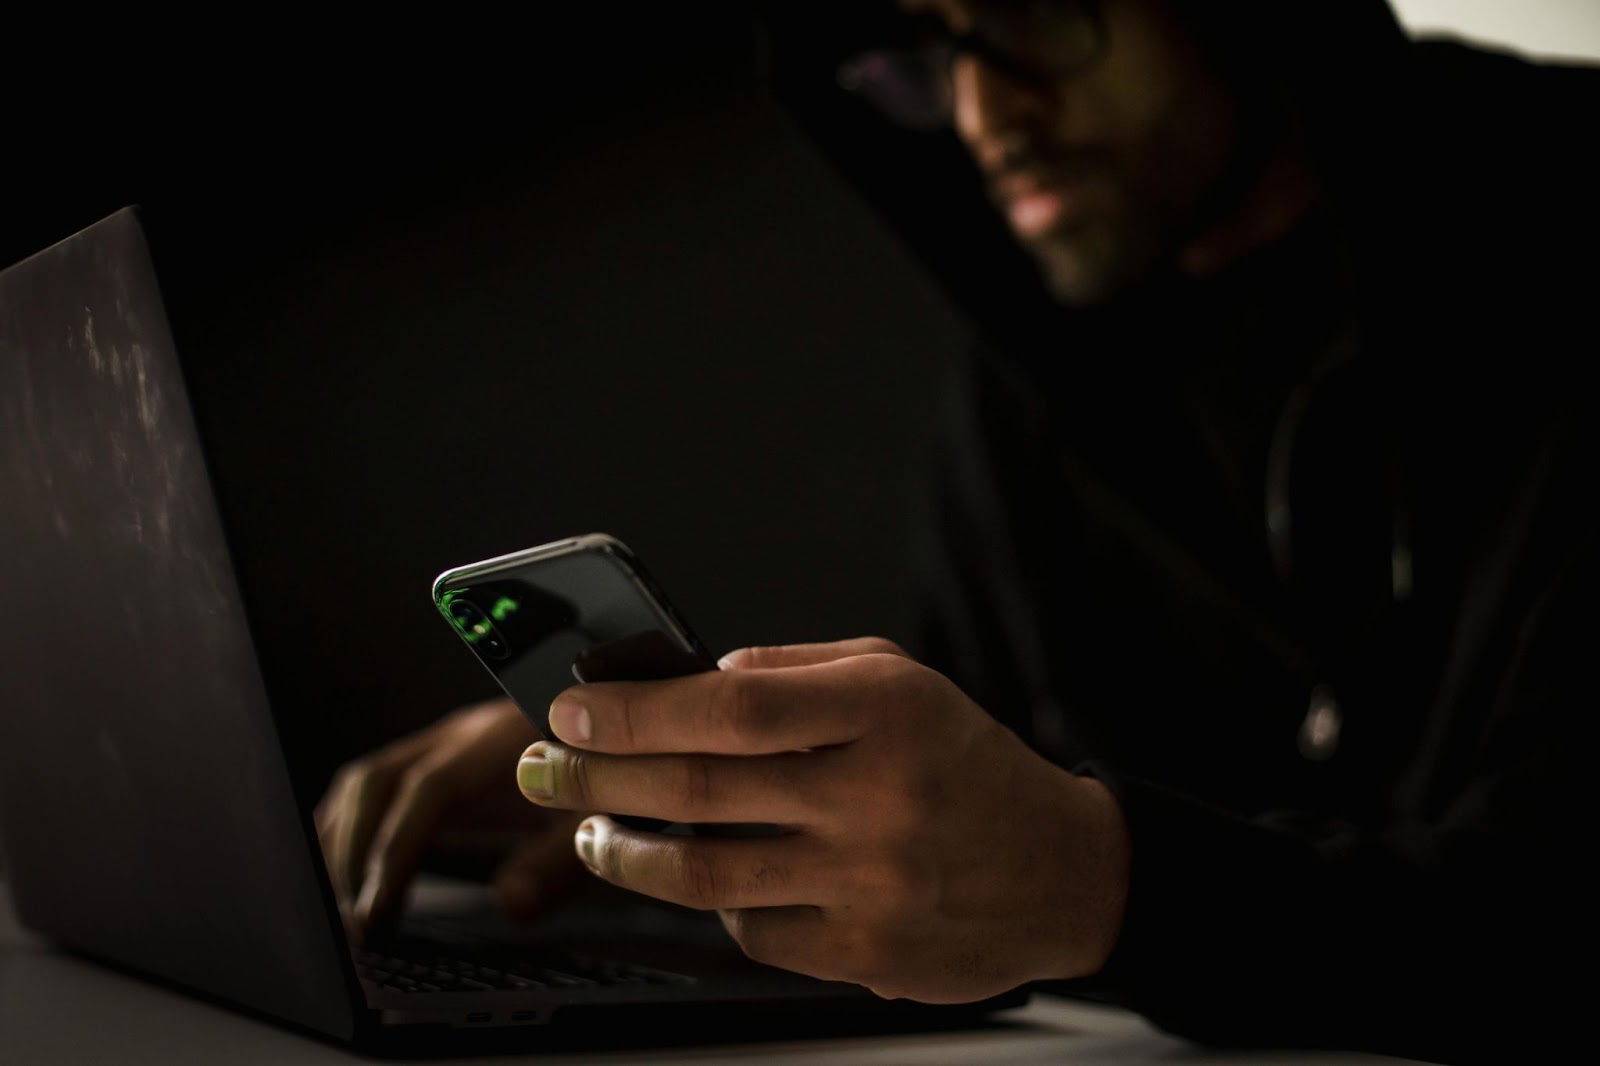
[[992, 167, 1099, 238], [1007, 185, 1074, 237]]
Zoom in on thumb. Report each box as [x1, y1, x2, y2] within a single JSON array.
[[491, 812, 587, 921], [718, 637, 912, 671]]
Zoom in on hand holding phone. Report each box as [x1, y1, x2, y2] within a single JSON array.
[[434, 531, 717, 711], [433, 534, 771, 836]]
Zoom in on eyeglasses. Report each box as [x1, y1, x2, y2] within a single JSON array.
[[837, 1, 1107, 131]]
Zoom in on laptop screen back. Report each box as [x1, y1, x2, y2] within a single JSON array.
[[0, 209, 357, 1040]]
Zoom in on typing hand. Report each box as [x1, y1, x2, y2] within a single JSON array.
[[315, 698, 585, 942], [514, 638, 1131, 1002]]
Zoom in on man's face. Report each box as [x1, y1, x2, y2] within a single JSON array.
[[909, 0, 1242, 305]]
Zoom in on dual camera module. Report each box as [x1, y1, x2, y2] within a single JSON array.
[[446, 597, 511, 660]]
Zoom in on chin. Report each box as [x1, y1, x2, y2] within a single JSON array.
[[1035, 246, 1125, 308], [1030, 225, 1166, 308]]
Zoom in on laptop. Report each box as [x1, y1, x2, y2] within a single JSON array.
[[0, 208, 1029, 1052]]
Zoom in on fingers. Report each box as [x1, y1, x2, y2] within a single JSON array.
[[322, 766, 397, 907], [718, 638, 911, 671], [314, 700, 536, 936], [573, 817, 896, 991], [574, 816, 827, 911], [518, 742, 829, 826], [315, 730, 437, 907], [352, 749, 463, 930], [548, 649, 927, 755]]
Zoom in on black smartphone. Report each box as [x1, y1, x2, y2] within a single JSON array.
[[433, 533, 771, 836], [433, 533, 717, 740]]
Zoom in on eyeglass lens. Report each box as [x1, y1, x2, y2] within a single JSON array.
[[837, 1, 1104, 130]]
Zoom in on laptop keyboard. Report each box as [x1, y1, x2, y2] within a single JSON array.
[[353, 946, 698, 995]]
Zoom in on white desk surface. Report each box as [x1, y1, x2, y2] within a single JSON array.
[[1, 881, 1423, 1065]]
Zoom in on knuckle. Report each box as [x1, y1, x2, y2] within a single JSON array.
[[711, 672, 769, 747], [863, 655, 952, 733], [328, 761, 370, 799], [673, 846, 727, 907], [558, 749, 593, 805], [611, 687, 643, 752], [677, 757, 717, 815], [347, 763, 391, 800], [856, 636, 909, 659], [854, 651, 920, 696], [743, 857, 793, 897], [332, 761, 390, 816], [327, 763, 357, 791], [396, 764, 450, 810], [725, 645, 777, 670]]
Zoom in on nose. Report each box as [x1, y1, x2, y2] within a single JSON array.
[[951, 52, 1054, 165]]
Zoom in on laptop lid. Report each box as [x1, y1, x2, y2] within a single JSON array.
[[0, 207, 360, 1042]]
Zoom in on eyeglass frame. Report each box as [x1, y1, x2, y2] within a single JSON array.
[[836, 1, 1111, 130]]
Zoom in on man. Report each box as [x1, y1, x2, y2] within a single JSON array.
[[316, 2, 1597, 1061]]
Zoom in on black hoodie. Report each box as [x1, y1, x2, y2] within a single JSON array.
[[759, 3, 1598, 1063]]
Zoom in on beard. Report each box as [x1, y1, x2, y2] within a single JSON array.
[[1019, 196, 1181, 307]]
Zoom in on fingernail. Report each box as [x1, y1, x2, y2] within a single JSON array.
[[549, 697, 592, 744], [575, 820, 598, 871], [517, 752, 554, 798]]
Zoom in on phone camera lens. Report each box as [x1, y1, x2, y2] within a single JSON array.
[[447, 599, 512, 661]]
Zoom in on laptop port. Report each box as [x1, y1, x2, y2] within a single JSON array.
[[465, 1012, 492, 1024]]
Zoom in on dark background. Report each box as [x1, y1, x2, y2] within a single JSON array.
[[2, 7, 975, 801]]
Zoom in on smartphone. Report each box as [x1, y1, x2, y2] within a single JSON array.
[[433, 533, 768, 836], [433, 533, 718, 740]]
